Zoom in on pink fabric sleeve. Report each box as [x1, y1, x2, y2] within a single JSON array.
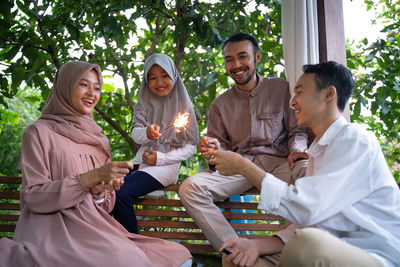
[[93, 189, 116, 213], [20, 126, 90, 213]]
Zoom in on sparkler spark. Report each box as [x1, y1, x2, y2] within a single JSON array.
[[173, 112, 189, 133]]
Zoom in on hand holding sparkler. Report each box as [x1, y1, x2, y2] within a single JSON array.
[[200, 136, 220, 172], [147, 124, 162, 140], [199, 136, 220, 156]]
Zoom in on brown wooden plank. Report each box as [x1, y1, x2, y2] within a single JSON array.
[[0, 192, 20, 200], [0, 214, 19, 221], [181, 243, 215, 254], [163, 184, 260, 195], [163, 184, 180, 192], [137, 220, 284, 232], [135, 198, 261, 210], [0, 176, 21, 184], [230, 222, 284, 231], [137, 220, 199, 229], [140, 231, 207, 240], [135, 209, 283, 221], [134, 198, 183, 207], [224, 213, 283, 221], [0, 203, 20, 210], [0, 224, 16, 232], [135, 209, 189, 218]]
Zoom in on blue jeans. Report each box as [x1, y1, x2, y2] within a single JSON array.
[[111, 170, 164, 233]]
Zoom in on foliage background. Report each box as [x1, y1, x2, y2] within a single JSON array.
[[0, 0, 399, 182]]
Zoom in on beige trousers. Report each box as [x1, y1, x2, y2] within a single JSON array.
[[179, 159, 307, 250], [222, 228, 383, 267]]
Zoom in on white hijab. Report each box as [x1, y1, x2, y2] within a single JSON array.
[[133, 53, 198, 153]]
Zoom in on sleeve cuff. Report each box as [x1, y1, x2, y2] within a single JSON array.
[[258, 172, 287, 211], [132, 127, 151, 144], [273, 224, 300, 243], [156, 151, 166, 165]]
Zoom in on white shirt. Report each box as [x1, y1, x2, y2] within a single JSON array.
[[130, 127, 196, 186], [259, 116, 400, 267]]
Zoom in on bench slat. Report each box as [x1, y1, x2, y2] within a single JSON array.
[[0, 214, 19, 221], [135, 198, 261, 210], [0, 192, 20, 199], [0, 203, 20, 210], [0, 176, 21, 184], [0, 224, 17, 232], [135, 209, 283, 221], [140, 231, 281, 241], [137, 220, 284, 231]]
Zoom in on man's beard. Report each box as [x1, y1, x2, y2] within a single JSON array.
[[232, 68, 256, 85]]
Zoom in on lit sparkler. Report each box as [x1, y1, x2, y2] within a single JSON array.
[[172, 112, 189, 133]]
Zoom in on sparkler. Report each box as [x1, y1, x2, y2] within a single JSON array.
[[172, 112, 189, 133]]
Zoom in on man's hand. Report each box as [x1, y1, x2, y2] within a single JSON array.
[[199, 136, 220, 158], [207, 150, 244, 176], [142, 149, 157, 166], [287, 149, 308, 170], [220, 238, 260, 267], [146, 124, 162, 140]]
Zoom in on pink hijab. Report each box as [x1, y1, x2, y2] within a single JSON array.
[[39, 61, 110, 157]]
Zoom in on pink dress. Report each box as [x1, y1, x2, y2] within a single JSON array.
[[0, 120, 191, 267]]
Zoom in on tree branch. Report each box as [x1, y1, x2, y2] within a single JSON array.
[[147, 13, 169, 57], [95, 106, 139, 153], [103, 37, 135, 113]]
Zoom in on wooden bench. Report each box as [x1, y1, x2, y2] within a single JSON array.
[[0, 175, 287, 254]]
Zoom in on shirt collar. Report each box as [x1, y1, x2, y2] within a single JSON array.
[[317, 116, 348, 146], [232, 73, 263, 97]]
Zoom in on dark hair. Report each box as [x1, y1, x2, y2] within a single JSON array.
[[222, 33, 260, 53], [302, 61, 354, 112]]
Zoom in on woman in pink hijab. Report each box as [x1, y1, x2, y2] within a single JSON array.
[[0, 61, 192, 267]]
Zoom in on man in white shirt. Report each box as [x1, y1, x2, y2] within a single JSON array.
[[208, 61, 400, 267]]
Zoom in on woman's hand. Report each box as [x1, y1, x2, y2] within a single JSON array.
[[91, 179, 124, 193], [146, 124, 162, 140], [142, 149, 157, 166], [80, 161, 133, 188]]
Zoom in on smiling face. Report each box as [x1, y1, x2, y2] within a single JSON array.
[[147, 64, 174, 97], [71, 69, 101, 115], [290, 73, 327, 129], [223, 40, 261, 92]]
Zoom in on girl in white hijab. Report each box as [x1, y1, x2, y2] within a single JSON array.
[[111, 53, 199, 233]]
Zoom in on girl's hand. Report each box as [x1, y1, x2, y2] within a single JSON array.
[[146, 124, 162, 140], [142, 149, 157, 166]]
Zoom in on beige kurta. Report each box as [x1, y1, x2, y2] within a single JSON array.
[[0, 120, 191, 267]]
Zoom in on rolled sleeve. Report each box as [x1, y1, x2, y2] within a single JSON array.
[[258, 172, 287, 211]]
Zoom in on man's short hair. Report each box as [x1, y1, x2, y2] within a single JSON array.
[[222, 33, 260, 53], [302, 61, 354, 112]]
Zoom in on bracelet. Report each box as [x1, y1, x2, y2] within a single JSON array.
[[92, 191, 105, 199]]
